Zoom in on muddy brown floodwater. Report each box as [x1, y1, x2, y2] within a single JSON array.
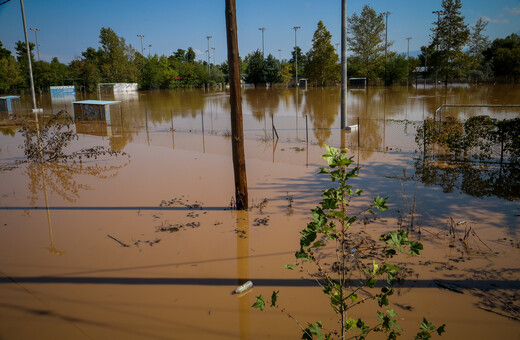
[[0, 85, 519, 339]]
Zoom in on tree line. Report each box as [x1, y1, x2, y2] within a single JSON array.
[[1, 0, 519, 93]]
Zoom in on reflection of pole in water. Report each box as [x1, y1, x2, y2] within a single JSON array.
[[170, 109, 175, 150], [384, 89, 386, 152], [202, 111, 205, 153], [295, 88, 299, 140], [145, 108, 150, 146], [235, 210, 250, 339], [305, 115, 309, 168], [40, 164, 65, 255]]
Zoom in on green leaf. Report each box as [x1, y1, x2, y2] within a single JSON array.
[[252, 295, 265, 311], [373, 196, 388, 211], [436, 324, 446, 336], [420, 318, 436, 332], [409, 241, 424, 256], [345, 317, 357, 330], [284, 264, 296, 270], [270, 290, 279, 307], [365, 277, 377, 288], [311, 240, 326, 248], [295, 247, 311, 262], [348, 293, 359, 302], [386, 309, 398, 317], [355, 189, 363, 195]]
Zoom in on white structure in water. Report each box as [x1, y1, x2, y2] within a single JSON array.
[[97, 83, 138, 93]]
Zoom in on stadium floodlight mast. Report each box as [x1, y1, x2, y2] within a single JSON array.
[[148, 44, 152, 56], [29, 27, 40, 60], [382, 12, 390, 64], [406, 37, 412, 59], [206, 35, 212, 72], [211, 47, 216, 65], [293, 26, 301, 86], [137, 34, 144, 55], [278, 49, 282, 61], [258, 27, 266, 57]]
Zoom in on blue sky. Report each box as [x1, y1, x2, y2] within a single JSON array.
[[1, 0, 519, 64]]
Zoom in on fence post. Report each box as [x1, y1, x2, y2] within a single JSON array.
[[423, 120, 426, 159], [357, 117, 360, 150], [305, 115, 309, 144], [500, 123, 504, 166]]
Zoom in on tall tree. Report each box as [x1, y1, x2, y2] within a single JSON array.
[[305, 20, 339, 86], [263, 54, 281, 84], [289, 46, 306, 78], [0, 41, 12, 60], [468, 18, 490, 60], [483, 33, 520, 82], [98, 27, 138, 82], [347, 5, 386, 83], [0, 56, 23, 92], [467, 17, 491, 81], [245, 50, 265, 85], [431, 0, 470, 83], [185, 47, 196, 63]]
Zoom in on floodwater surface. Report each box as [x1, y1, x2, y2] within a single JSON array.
[[0, 85, 519, 339]]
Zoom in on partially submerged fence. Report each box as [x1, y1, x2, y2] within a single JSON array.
[[418, 114, 520, 165]]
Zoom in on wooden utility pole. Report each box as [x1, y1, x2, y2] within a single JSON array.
[[225, 0, 248, 209]]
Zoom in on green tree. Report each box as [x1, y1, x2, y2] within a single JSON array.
[[0, 41, 12, 60], [382, 53, 409, 85], [14, 40, 35, 62], [347, 5, 386, 83], [305, 20, 339, 86], [173, 49, 186, 62], [141, 55, 178, 89], [245, 50, 265, 85], [69, 47, 102, 92], [483, 33, 520, 82], [467, 17, 491, 81], [263, 54, 281, 84], [289, 46, 307, 78], [431, 0, 470, 84], [0, 56, 23, 92], [98, 27, 138, 82], [185, 47, 196, 63], [280, 62, 293, 85]]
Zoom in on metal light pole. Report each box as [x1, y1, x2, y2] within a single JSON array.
[[30, 27, 40, 61], [20, 0, 37, 111], [148, 44, 152, 56], [278, 49, 282, 61], [293, 26, 301, 87], [432, 11, 442, 86], [340, 0, 347, 129], [137, 34, 144, 55], [258, 27, 266, 57], [406, 37, 412, 59], [211, 47, 216, 65], [206, 35, 212, 72], [383, 12, 390, 69]]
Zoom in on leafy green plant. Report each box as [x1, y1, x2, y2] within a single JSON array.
[[253, 145, 445, 339]]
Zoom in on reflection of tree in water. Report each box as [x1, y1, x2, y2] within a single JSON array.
[[414, 157, 519, 201], [350, 88, 384, 157], [302, 88, 339, 145], [243, 88, 282, 122], [24, 160, 127, 205], [18, 112, 130, 204]]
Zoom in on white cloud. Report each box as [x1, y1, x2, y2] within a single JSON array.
[[506, 4, 520, 15], [482, 16, 509, 24]]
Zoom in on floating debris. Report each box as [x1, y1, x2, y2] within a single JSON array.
[[232, 281, 253, 294]]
